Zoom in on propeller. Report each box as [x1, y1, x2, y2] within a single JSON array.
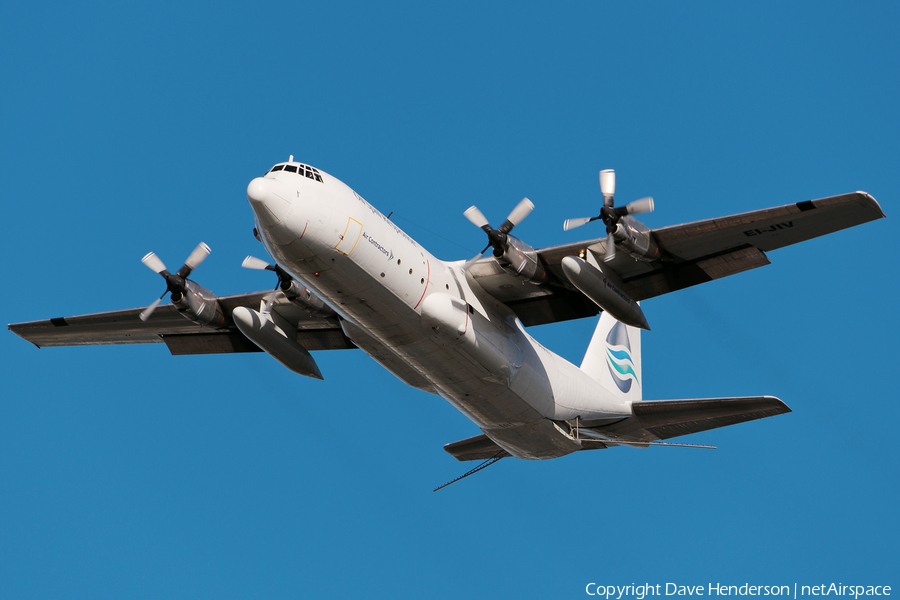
[[139, 242, 211, 321], [562, 169, 653, 262], [463, 198, 534, 264], [241, 255, 292, 314]]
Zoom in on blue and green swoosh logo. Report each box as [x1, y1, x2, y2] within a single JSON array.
[[606, 322, 637, 393]]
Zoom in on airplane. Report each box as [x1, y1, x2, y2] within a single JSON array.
[[9, 157, 885, 478]]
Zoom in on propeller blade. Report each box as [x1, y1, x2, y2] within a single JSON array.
[[502, 197, 534, 231], [625, 196, 654, 215], [261, 289, 278, 314], [242, 255, 272, 271], [140, 297, 163, 322], [599, 169, 616, 203], [464, 249, 487, 269], [563, 216, 595, 232], [463, 206, 489, 229], [604, 232, 616, 263], [141, 252, 167, 274], [183, 242, 211, 272]]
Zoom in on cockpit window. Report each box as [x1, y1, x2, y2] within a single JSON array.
[[267, 162, 324, 183]]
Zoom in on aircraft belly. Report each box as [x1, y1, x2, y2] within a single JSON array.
[[480, 420, 582, 460], [290, 257, 555, 429], [339, 320, 434, 392], [265, 246, 623, 457]]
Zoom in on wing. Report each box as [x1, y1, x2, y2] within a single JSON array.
[[470, 192, 884, 326], [8, 291, 354, 355]]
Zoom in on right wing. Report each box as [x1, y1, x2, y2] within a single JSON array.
[[8, 291, 354, 355], [469, 192, 884, 326]]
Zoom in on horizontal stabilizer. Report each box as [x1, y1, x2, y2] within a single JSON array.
[[631, 396, 790, 440], [444, 433, 512, 462]]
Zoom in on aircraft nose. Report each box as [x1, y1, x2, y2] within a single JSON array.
[[247, 177, 291, 228]]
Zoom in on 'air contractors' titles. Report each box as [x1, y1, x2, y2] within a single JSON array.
[[586, 584, 891, 599]]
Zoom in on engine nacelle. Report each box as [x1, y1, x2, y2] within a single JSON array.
[[280, 279, 334, 317], [612, 216, 661, 262], [497, 235, 547, 284], [171, 279, 225, 328]]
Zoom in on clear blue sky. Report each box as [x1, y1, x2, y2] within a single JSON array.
[[2, 1, 897, 598]]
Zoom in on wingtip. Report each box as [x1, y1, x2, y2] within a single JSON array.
[[856, 191, 886, 218]]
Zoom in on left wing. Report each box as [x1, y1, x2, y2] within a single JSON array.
[[8, 291, 354, 355], [470, 191, 884, 326]]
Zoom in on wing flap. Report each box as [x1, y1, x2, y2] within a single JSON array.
[[621, 245, 771, 301], [163, 332, 263, 355]]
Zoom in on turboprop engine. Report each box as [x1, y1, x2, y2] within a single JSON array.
[[563, 169, 660, 263], [241, 255, 333, 317], [139, 242, 226, 328], [495, 233, 545, 283], [463, 198, 547, 284], [170, 279, 225, 327]]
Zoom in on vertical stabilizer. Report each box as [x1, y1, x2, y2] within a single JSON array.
[[580, 310, 642, 403]]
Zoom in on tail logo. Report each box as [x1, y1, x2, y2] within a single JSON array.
[[606, 322, 638, 393]]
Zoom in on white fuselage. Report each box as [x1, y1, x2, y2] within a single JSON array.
[[247, 163, 632, 459]]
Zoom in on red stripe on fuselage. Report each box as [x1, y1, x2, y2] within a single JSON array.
[[413, 259, 431, 309]]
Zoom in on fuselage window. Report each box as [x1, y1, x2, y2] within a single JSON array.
[[284, 165, 298, 173]]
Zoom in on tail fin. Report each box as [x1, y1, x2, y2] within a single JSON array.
[[580, 310, 643, 403]]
